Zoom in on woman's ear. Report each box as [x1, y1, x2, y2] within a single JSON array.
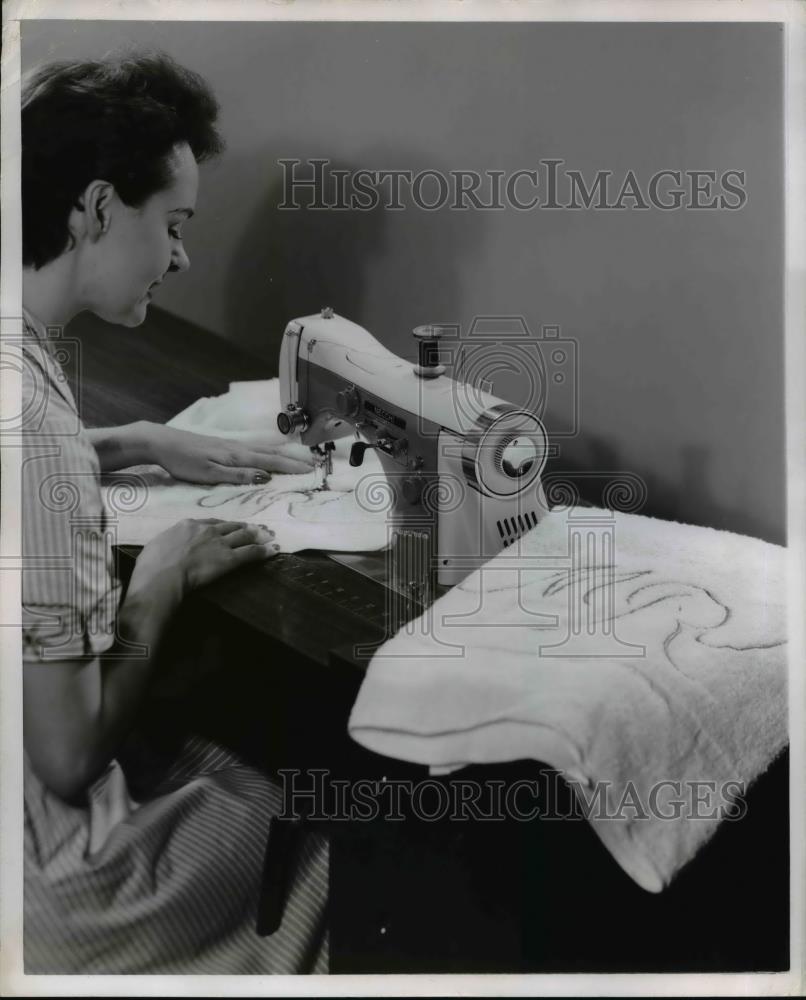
[[72, 180, 116, 243]]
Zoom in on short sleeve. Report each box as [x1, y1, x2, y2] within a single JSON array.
[[21, 346, 122, 663]]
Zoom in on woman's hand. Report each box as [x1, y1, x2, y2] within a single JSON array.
[[25, 518, 280, 801], [149, 425, 315, 484], [129, 518, 280, 604]]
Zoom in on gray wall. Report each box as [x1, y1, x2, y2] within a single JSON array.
[[21, 20, 785, 542]]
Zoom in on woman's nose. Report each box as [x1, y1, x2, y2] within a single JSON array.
[[169, 243, 191, 274]]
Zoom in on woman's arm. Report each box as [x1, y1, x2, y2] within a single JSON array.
[[85, 422, 315, 481], [84, 421, 155, 470], [23, 518, 278, 801], [23, 575, 179, 801]]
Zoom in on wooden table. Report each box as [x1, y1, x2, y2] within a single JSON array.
[[66, 306, 790, 974]]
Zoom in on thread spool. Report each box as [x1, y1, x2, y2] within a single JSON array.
[[412, 324, 447, 378]]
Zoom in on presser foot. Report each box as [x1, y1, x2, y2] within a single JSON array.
[[310, 441, 336, 491]]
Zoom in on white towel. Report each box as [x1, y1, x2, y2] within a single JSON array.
[[102, 379, 389, 552], [348, 506, 788, 892]]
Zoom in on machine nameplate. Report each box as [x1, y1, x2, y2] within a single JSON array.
[[364, 400, 406, 430]]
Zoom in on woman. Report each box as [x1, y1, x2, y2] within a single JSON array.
[[20, 53, 327, 974]]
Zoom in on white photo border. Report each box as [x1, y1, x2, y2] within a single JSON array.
[[2, 1, 803, 996]]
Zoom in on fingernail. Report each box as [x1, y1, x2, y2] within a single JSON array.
[[271, 542, 281, 551], [253, 473, 269, 484], [260, 524, 275, 537]]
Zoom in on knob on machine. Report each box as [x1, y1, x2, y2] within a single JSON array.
[[277, 404, 308, 435], [498, 436, 542, 479], [336, 386, 360, 418]]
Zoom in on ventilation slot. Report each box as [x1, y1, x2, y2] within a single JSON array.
[[497, 517, 514, 548], [497, 511, 539, 549]]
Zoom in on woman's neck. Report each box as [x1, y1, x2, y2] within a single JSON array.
[[23, 255, 84, 329]]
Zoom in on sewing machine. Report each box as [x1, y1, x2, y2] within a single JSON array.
[[277, 309, 549, 601]]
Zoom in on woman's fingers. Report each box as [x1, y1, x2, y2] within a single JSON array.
[[257, 454, 318, 475], [207, 457, 317, 483], [222, 444, 316, 470], [223, 525, 275, 547], [257, 443, 316, 465], [229, 540, 281, 567], [233, 448, 316, 475], [206, 464, 274, 485], [191, 519, 277, 538], [201, 443, 320, 484], [204, 519, 256, 533]]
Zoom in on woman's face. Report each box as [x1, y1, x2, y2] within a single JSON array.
[[85, 142, 199, 327]]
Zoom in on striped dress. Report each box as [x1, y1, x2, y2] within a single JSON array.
[[20, 312, 328, 974]]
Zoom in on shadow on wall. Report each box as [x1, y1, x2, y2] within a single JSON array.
[[222, 145, 493, 366], [219, 144, 784, 545], [222, 155, 382, 365], [542, 435, 783, 545]]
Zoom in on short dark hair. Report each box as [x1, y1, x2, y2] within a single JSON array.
[[22, 52, 224, 269]]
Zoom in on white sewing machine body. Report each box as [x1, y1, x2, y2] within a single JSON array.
[[278, 311, 549, 590]]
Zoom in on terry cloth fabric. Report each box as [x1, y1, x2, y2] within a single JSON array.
[[348, 506, 787, 892], [21, 313, 328, 973], [102, 379, 389, 552]]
